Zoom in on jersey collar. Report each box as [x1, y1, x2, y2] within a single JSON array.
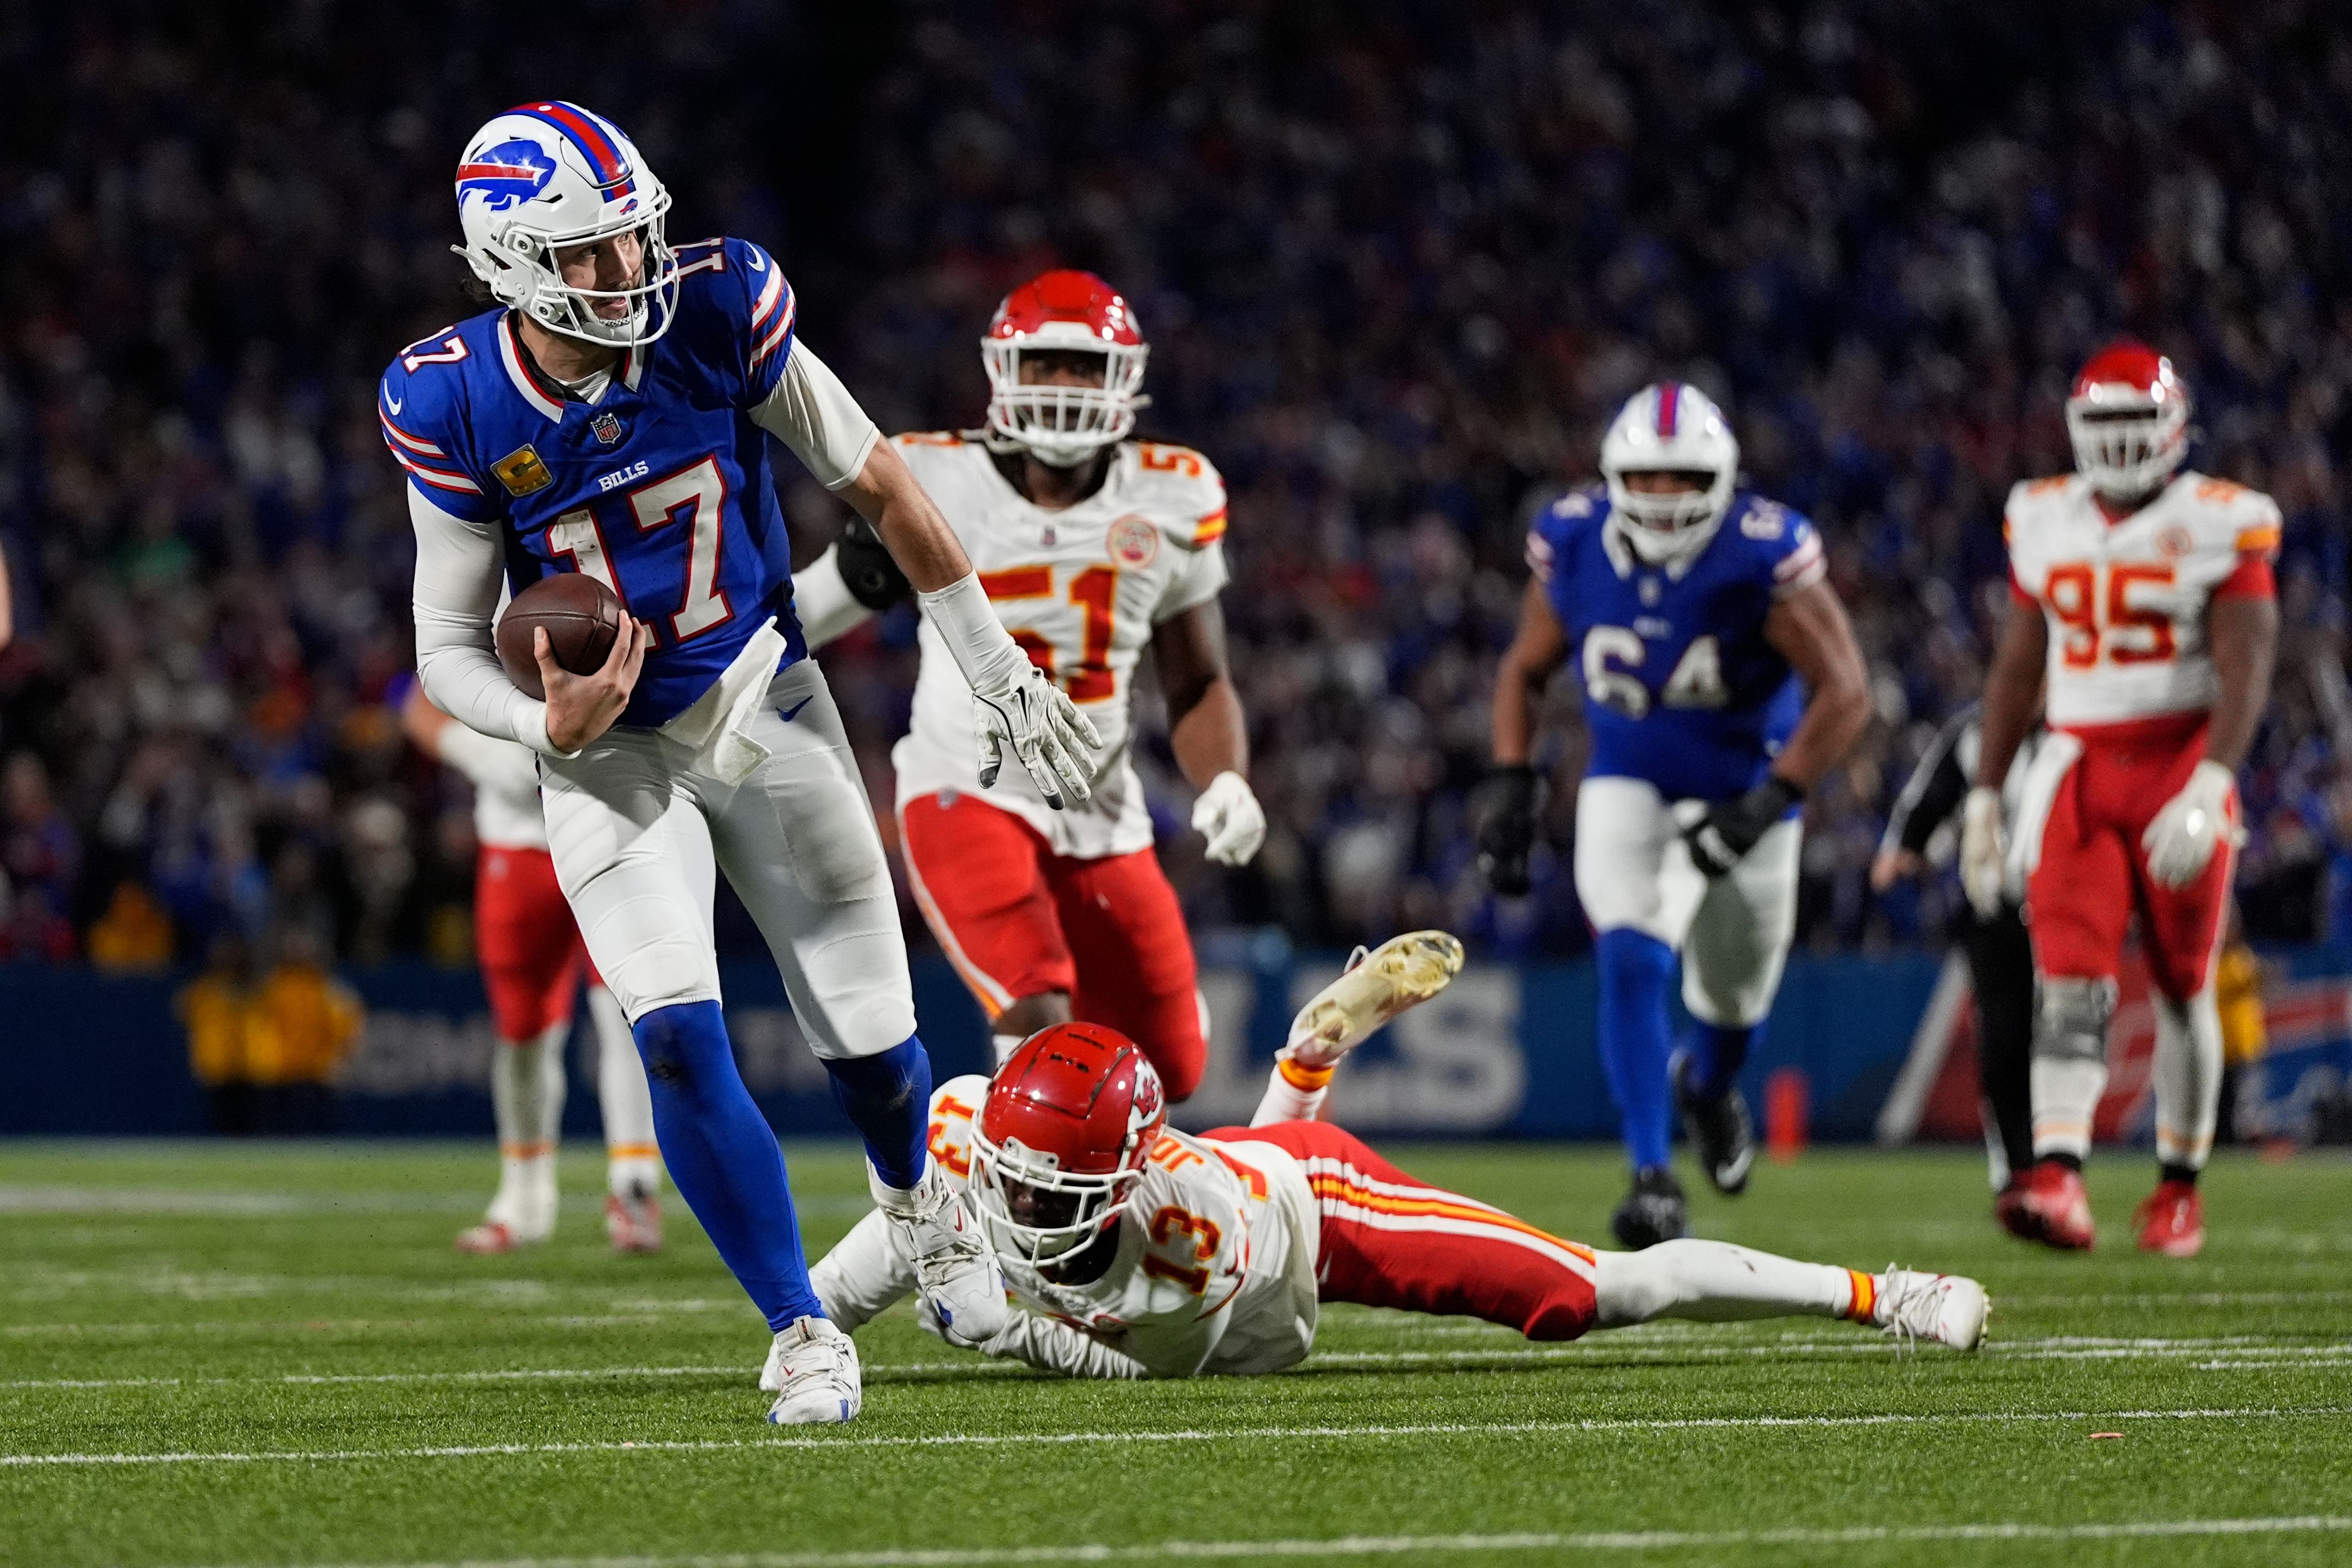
[[1602, 513, 1701, 581], [498, 314, 648, 424]]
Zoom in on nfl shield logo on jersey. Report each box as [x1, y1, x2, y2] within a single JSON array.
[[591, 410, 626, 447]]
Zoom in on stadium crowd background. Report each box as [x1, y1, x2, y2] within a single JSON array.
[[1, 1, 2348, 976]]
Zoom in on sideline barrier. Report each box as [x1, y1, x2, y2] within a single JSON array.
[[2, 948, 2342, 1140]]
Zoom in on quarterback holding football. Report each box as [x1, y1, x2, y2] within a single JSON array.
[[390, 102, 1108, 1421]]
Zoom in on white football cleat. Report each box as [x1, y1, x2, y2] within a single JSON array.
[[604, 1190, 663, 1254], [1873, 1268, 1989, 1351], [1284, 930, 1466, 1071], [459, 1165, 556, 1253], [763, 1316, 861, 1425], [888, 1164, 1010, 1348]]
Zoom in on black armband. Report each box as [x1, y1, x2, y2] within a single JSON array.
[[836, 514, 912, 612]]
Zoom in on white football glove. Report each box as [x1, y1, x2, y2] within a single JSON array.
[[974, 663, 1103, 811], [1958, 786, 2009, 919], [2143, 759, 2239, 889], [1191, 771, 1267, 866]]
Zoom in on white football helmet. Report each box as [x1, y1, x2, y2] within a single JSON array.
[[452, 102, 679, 349], [1600, 382, 1740, 565]]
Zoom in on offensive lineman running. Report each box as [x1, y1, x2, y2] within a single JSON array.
[[1482, 385, 1870, 1247], [390, 103, 1104, 1422], [398, 681, 664, 1254], [793, 270, 1263, 1100], [1964, 340, 2279, 1257], [803, 940, 1987, 1387]]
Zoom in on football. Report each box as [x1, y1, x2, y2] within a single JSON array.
[[494, 573, 624, 699]]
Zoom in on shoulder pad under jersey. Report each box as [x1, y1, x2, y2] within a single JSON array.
[[379, 311, 504, 523], [669, 235, 798, 408], [1123, 441, 1228, 549]]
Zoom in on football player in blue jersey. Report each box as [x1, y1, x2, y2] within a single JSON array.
[[390, 103, 1104, 1423], [1482, 384, 1870, 1246]]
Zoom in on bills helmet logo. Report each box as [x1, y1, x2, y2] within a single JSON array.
[[591, 410, 626, 446], [455, 138, 558, 212]]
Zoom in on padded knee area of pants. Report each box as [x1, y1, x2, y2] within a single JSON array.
[[587, 894, 720, 1020], [2033, 975, 2116, 1063], [798, 927, 920, 1059]]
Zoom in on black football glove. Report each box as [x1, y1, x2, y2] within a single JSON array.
[[1683, 775, 1804, 878], [1476, 765, 1546, 896]]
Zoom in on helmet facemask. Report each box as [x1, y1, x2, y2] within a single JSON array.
[[983, 331, 1149, 468], [1605, 468, 1735, 564], [464, 197, 680, 350], [966, 1124, 1144, 1264], [2066, 394, 2187, 500]]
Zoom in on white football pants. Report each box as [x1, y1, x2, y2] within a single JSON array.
[[1573, 775, 1800, 1028], [540, 658, 916, 1060]]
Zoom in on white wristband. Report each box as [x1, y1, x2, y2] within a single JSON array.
[[917, 572, 1029, 697]]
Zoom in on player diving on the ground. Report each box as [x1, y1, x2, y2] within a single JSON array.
[[390, 101, 1106, 1423], [1481, 384, 1871, 1248], [797, 935, 1986, 1391]]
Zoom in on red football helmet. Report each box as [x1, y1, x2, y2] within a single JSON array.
[[968, 1022, 1166, 1262], [2066, 338, 2190, 498], [981, 270, 1150, 468]]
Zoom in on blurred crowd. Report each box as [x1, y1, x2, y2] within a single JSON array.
[[3, 1, 2350, 971]]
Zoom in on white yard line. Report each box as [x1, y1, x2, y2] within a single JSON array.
[[188, 1515, 2352, 1567], [0, 1362, 1034, 1392], [6, 1405, 2341, 1469], [0, 1185, 874, 1220], [10, 1336, 2348, 1392], [3, 1304, 760, 1338], [2007, 1289, 2352, 1308]]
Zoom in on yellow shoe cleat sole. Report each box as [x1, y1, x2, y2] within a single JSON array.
[[1286, 930, 1467, 1066]]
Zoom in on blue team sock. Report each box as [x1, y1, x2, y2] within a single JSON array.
[[822, 1035, 934, 1191], [1595, 929, 1677, 1172], [1683, 1021, 1760, 1099], [632, 1001, 819, 1331]]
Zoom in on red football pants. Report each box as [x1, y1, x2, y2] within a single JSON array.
[[476, 845, 602, 1042], [1215, 1120, 1599, 1341], [900, 792, 1205, 1099], [2028, 715, 2235, 1003]]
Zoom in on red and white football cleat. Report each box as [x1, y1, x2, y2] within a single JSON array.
[[1997, 1160, 2095, 1251], [2133, 1179, 2204, 1257], [454, 1220, 518, 1254], [604, 1191, 663, 1254]]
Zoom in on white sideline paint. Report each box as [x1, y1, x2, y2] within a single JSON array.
[[189, 1516, 2352, 1568], [5, 1405, 2341, 1468], [8, 1336, 2349, 1392]]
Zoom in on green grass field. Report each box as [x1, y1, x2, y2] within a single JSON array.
[[1, 1139, 2345, 1568]]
